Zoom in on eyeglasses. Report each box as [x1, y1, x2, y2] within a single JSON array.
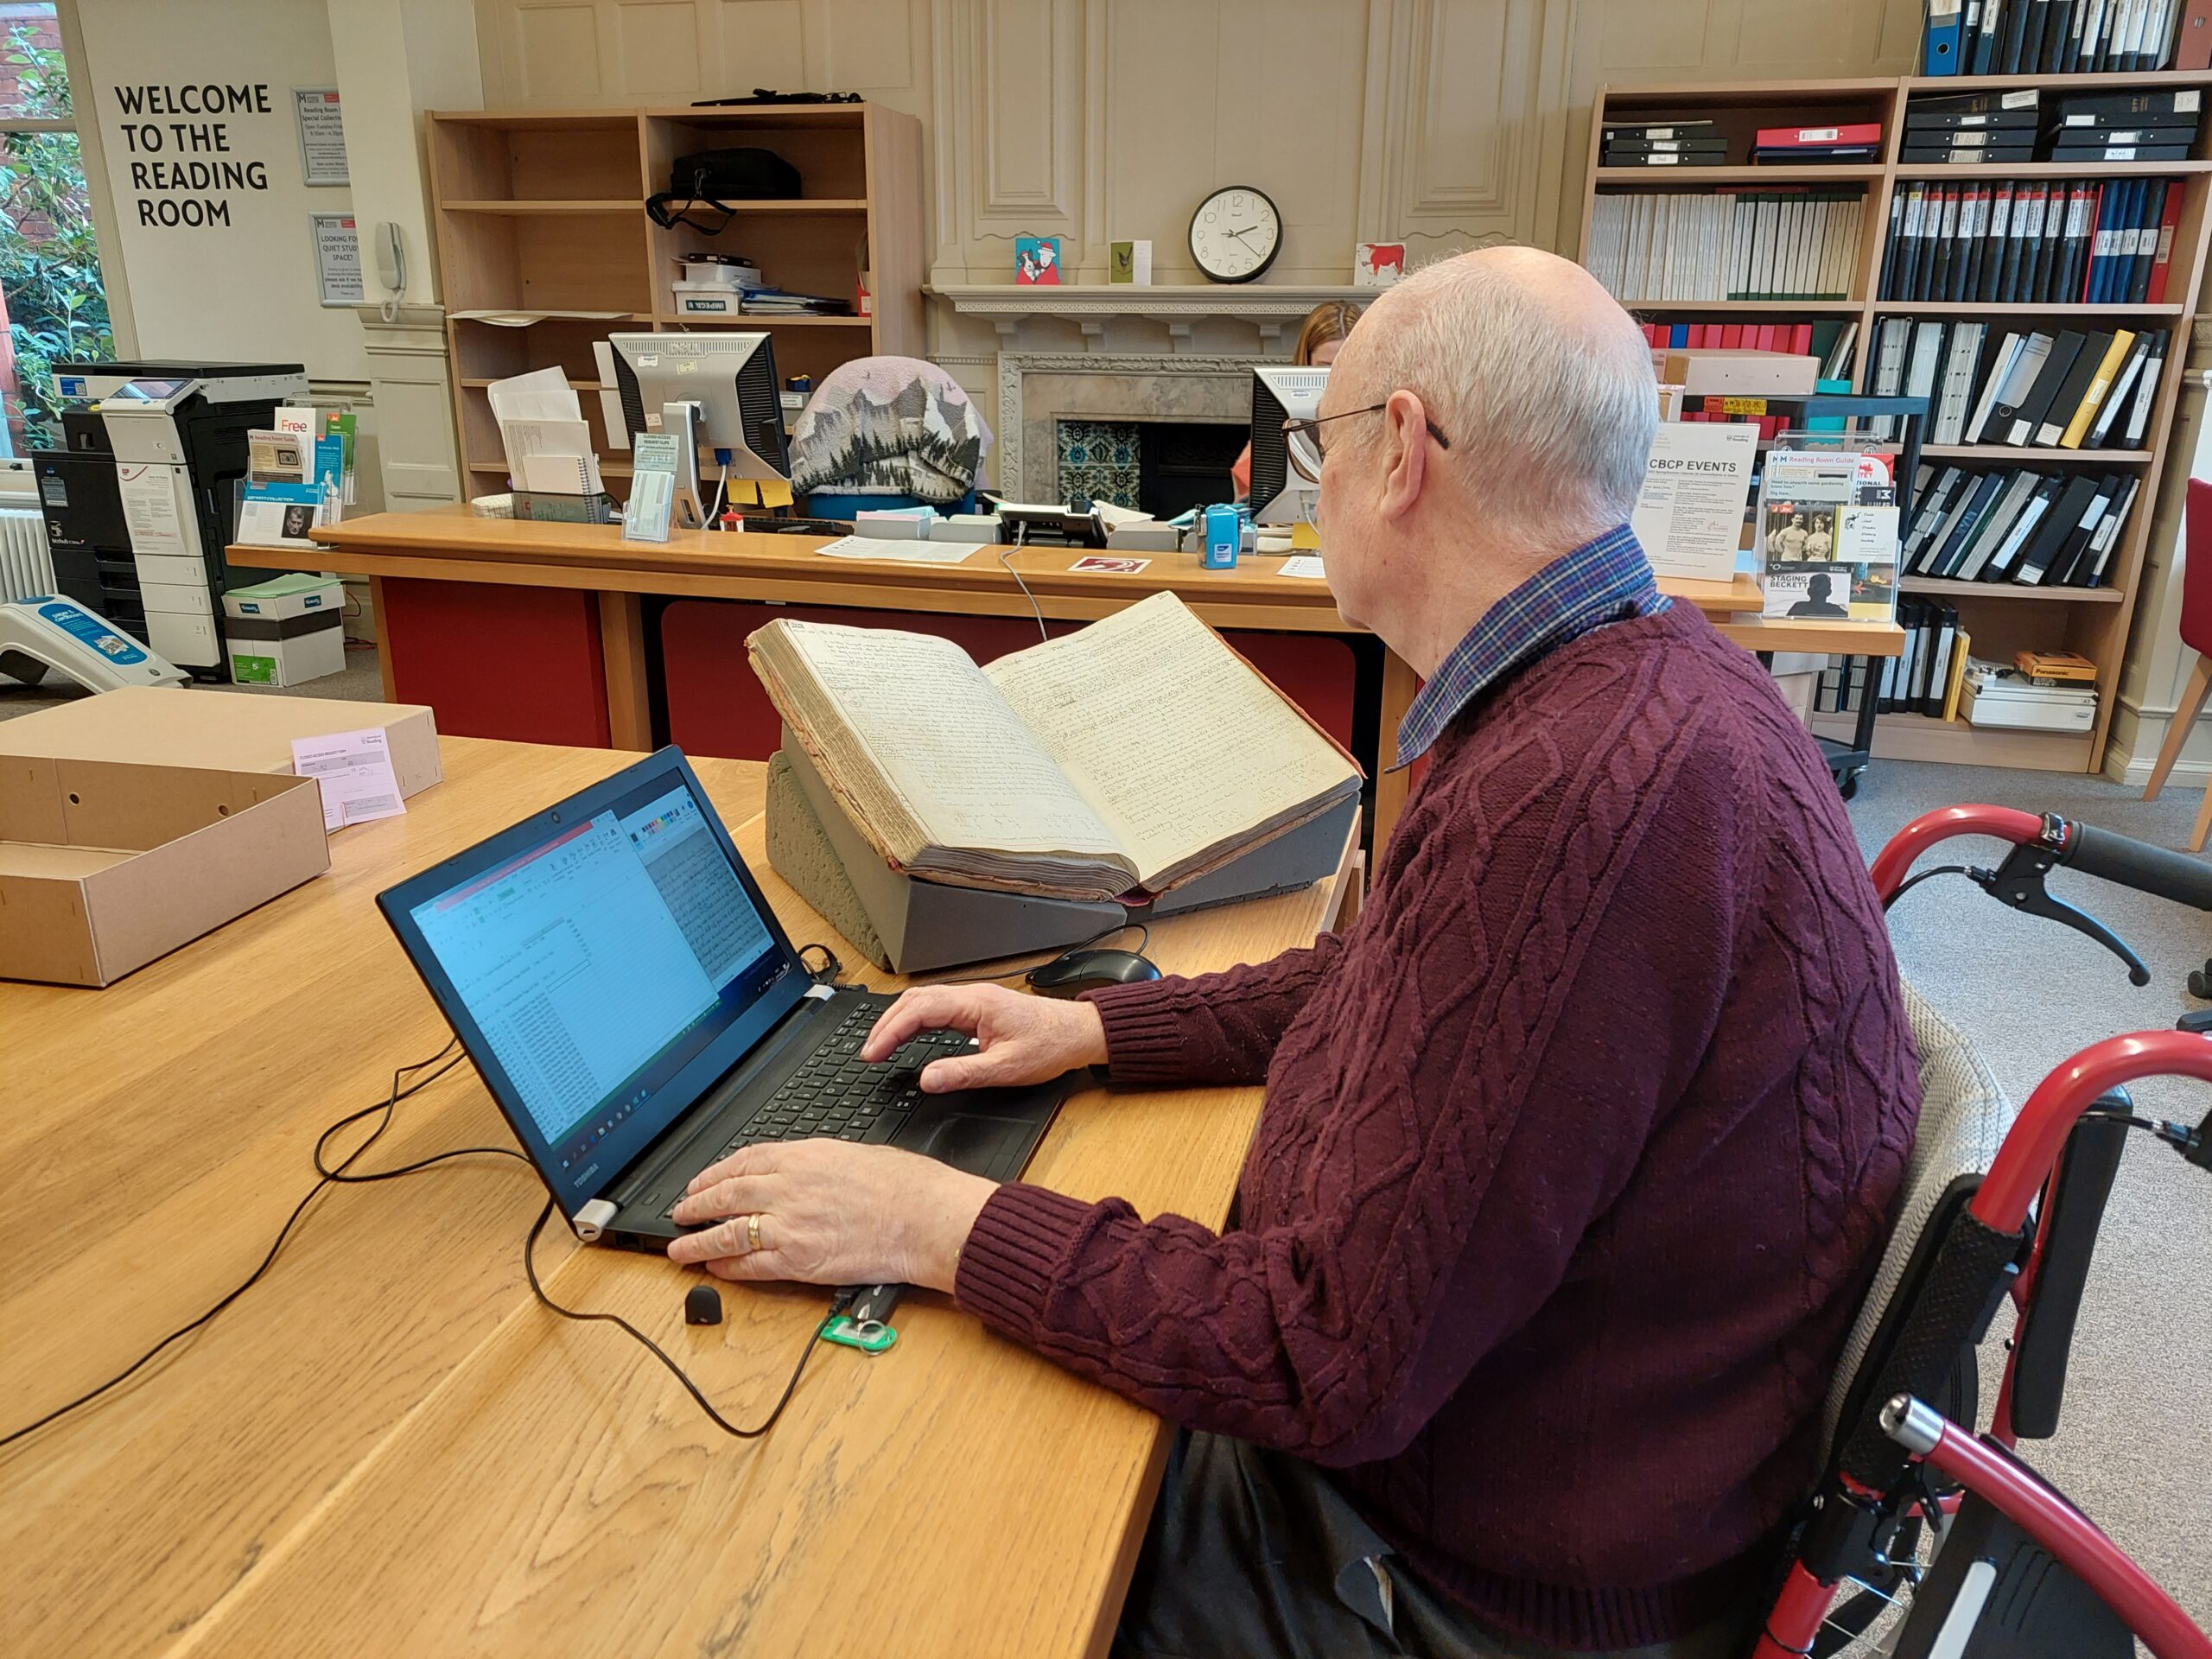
[[1284, 404, 1452, 483]]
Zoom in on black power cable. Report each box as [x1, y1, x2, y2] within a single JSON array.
[[1, 1040, 483, 1450], [4, 1039, 845, 1451], [522, 1199, 851, 1439]]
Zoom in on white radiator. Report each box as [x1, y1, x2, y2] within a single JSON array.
[[0, 508, 55, 603]]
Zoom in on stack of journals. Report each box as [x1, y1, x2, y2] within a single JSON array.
[[1900, 461, 2139, 588], [1601, 118, 1726, 167], [1586, 188, 1865, 301], [2043, 89, 2203, 162], [1751, 123, 1882, 164], [1923, 0, 2196, 75], [1877, 178, 2183, 305], [1900, 91, 2039, 164], [1637, 321, 1856, 370], [739, 288, 851, 315], [1855, 599, 1967, 718], [1866, 320, 2167, 448]]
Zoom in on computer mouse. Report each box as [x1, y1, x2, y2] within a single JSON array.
[[1027, 948, 1162, 999]]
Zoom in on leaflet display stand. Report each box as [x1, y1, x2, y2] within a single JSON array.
[[1753, 391, 1927, 799], [766, 733, 1357, 974]]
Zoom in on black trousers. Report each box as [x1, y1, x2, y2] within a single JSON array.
[[1111, 1430, 1764, 1659]]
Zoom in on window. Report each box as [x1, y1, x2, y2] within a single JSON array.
[[0, 3, 112, 454]]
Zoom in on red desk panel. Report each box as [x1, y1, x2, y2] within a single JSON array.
[[379, 577, 611, 747], [660, 600, 1360, 765]]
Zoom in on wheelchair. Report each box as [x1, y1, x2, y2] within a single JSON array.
[[1750, 805, 2212, 1659]]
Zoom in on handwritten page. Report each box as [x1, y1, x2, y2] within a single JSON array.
[[1277, 554, 1327, 578], [760, 621, 1122, 865], [983, 593, 1358, 887], [291, 728, 406, 832]]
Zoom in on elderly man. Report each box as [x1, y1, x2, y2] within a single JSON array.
[[671, 248, 1920, 1658]]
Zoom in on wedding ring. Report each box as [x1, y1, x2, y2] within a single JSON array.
[[746, 1212, 763, 1255]]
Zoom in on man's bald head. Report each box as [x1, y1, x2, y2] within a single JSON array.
[[1332, 246, 1657, 544]]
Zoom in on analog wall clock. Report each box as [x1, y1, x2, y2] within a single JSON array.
[[1189, 185, 1281, 284]]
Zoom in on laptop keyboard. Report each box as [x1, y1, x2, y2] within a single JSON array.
[[673, 1007, 973, 1203]]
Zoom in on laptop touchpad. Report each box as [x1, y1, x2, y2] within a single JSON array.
[[906, 1113, 1015, 1176]]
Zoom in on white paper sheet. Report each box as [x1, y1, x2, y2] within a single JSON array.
[[1277, 554, 1328, 578], [487, 367, 581, 426], [1631, 423, 1758, 582], [115, 465, 191, 558], [450, 309, 631, 326], [488, 370, 590, 484], [290, 728, 407, 832], [813, 535, 988, 564]]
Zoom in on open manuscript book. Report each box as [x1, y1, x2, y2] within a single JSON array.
[[747, 592, 1363, 904]]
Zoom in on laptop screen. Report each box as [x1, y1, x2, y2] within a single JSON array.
[[389, 757, 806, 1205]]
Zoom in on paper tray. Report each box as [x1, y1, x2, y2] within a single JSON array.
[[766, 733, 1356, 974]]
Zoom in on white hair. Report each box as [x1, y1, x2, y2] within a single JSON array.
[[1351, 250, 1657, 543]]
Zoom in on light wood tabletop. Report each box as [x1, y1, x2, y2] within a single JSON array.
[[0, 733, 1355, 1658]]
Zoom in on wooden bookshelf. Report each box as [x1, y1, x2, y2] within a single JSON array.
[[428, 104, 925, 506], [1580, 72, 2212, 773]]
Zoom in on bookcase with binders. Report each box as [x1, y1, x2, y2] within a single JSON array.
[[429, 104, 925, 506], [1580, 73, 2212, 772]]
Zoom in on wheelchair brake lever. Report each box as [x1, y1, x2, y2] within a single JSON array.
[[1974, 841, 2151, 987]]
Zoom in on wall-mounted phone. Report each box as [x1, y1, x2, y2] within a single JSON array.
[[374, 222, 408, 320]]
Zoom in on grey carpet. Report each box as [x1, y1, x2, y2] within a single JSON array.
[[1844, 759, 2211, 1632], [4, 666, 2204, 1627], [0, 652, 388, 721]]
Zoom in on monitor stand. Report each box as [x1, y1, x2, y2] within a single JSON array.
[[660, 399, 706, 530]]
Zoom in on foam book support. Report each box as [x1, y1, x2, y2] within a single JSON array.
[[766, 735, 1357, 974]]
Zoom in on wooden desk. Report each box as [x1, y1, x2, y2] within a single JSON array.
[[249, 509, 1902, 855], [0, 734, 1356, 1658]]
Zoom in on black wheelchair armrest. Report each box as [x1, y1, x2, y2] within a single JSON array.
[[2007, 1100, 2131, 1440]]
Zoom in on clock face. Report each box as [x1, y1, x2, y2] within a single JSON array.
[[1189, 186, 1281, 284]]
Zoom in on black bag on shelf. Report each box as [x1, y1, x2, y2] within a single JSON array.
[[646, 146, 802, 231]]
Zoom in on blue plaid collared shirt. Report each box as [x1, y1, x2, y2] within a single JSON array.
[[1395, 524, 1671, 766]]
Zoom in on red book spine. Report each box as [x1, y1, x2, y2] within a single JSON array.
[[2180, 0, 2212, 69], [2148, 181, 2183, 303], [2083, 183, 2105, 303], [1754, 122, 1882, 148], [1720, 322, 1745, 348], [1789, 322, 1814, 354]]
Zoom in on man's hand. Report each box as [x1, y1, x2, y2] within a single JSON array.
[[668, 1141, 995, 1294], [861, 983, 1108, 1092]]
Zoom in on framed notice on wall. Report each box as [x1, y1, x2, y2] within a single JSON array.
[[293, 87, 348, 186], [311, 213, 364, 306]]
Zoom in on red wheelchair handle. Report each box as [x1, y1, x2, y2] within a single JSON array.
[[1974, 1029, 2212, 1232], [1868, 805, 2044, 904], [1872, 806, 2212, 912]]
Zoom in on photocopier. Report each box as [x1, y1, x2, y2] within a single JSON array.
[[36, 358, 308, 678]]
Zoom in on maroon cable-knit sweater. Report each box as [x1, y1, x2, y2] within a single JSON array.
[[953, 601, 1920, 1650]]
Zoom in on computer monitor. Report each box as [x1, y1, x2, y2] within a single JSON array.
[[1247, 365, 1330, 524], [606, 331, 790, 482]]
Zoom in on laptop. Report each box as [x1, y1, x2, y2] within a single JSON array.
[[378, 747, 1072, 1249]]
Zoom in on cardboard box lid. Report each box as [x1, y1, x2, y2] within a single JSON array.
[[0, 686, 442, 804], [1659, 348, 1821, 395], [224, 573, 343, 621]]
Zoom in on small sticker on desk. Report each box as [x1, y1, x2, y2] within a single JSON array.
[[1068, 555, 1150, 574]]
